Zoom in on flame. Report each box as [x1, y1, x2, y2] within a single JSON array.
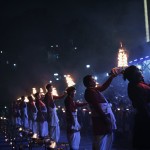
[[24, 96, 29, 102], [40, 88, 43, 93], [118, 43, 128, 68], [52, 87, 58, 96], [49, 141, 56, 148], [32, 88, 37, 94], [64, 75, 75, 87], [17, 97, 21, 101], [32, 133, 38, 139]]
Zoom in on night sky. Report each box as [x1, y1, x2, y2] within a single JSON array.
[[0, 0, 148, 105]]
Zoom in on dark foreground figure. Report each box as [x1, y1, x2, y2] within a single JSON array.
[[123, 65, 150, 149]]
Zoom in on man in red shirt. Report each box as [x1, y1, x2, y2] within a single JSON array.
[[64, 86, 88, 150], [123, 65, 150, 149], [83, 74, 117, 150]]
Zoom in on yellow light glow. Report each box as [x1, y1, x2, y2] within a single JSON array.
[[118, 43, 128, 68], [40, 88, 44, 93], [32, 88, 37, 94], [65, 75, 75, 87], [17, 97, 21, 101], [52, 87, 58, 96]]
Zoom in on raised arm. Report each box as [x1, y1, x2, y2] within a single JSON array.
[[96, 75, 115, 92]]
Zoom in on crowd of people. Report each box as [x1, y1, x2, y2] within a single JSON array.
[[10, 65, 150, 150]]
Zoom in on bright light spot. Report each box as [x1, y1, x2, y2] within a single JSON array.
[[49, 80, 52, 83], [4, 106, 7, 109], [56, 78, 59, 80], [32, 88, 37, 94], [54, 73, 59, 76], [19, 127, 23, 131], [0, 51, 2, 53], [94, 76, 98, 80], [140, 58, 143, 60], [137, 65, 142, 69], [126, 108, 129, 111], [86, 64, 90, 68], [74, 47, 77, 50], [145, 56, 149, 58], [24, 96, 29, 102], [51, 45, 54, 48], [32, 133, 38, 139], [17, 97, 21, 101], [13, 64, 16, 67], [117, 108, 121, 111], [49, 141, 56, 148], [106, 73, 109, 76], [6, 61, 9, 64], [40, 88, 44, 93], [134, 59, 137, 62], [56, 45, 58, 47], [129, 61, 132, 64]]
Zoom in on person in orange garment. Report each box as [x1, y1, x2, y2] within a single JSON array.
[[64, 86, 88, 150]]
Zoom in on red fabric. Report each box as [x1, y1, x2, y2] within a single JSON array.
[[84, 88, 111, 135]]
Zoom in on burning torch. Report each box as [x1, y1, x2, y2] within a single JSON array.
[[110, 43, 128, 75], [64, 74, 75, 87]]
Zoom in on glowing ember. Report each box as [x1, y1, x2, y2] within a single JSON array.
[[32, 88, 37, 94], [52, 87, 58, 96], [49, 141, 56, 148], [65, 74, 75, 87], [118, 43, 128, 68]]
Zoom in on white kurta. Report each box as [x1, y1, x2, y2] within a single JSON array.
[[48, 107, 60, 142], [67, 112, 81, 150]]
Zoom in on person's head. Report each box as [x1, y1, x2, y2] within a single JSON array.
[[46, 83, 53, 92], [34, 92, 41, 100], [21, 96, 25, 100], [123, 65, 144, 83], [83, 75, 96, 88], [66, 86, 76, 97], [28, 96, 34, 102]]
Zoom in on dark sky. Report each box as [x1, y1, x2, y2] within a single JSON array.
[[0, 0, 148, 104]]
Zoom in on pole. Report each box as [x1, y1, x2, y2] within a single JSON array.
[[144, 0, 150, 42]]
